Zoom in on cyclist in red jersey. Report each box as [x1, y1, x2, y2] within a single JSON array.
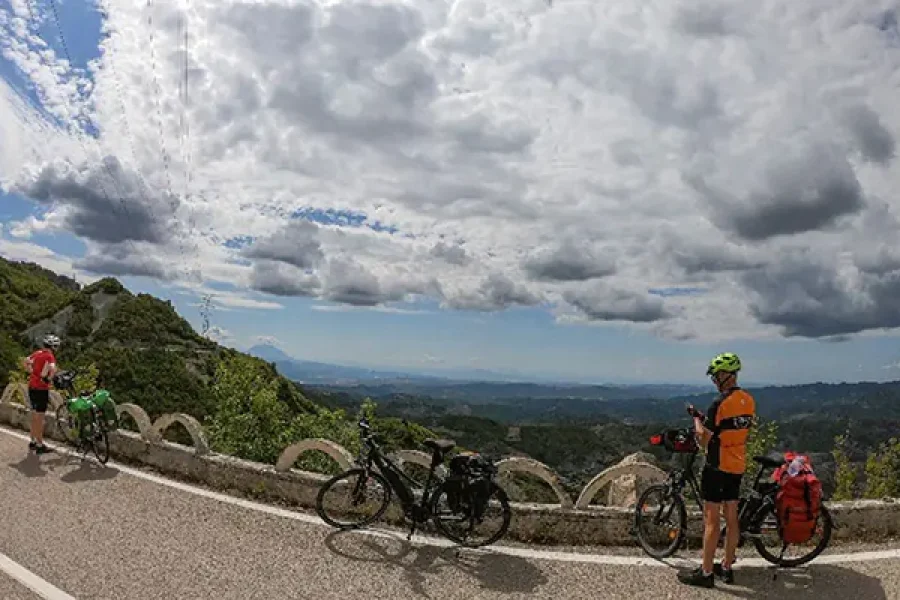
[[23, 334, 61, 454]]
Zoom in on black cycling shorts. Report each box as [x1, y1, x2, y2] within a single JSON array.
[[701, 466, 742, 503], [28, 388, 50, 413]]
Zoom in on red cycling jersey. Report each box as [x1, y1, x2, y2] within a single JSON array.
[[27, 349, 56, 390]]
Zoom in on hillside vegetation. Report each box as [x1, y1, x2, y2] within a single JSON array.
[[0, 256, 431, 473]]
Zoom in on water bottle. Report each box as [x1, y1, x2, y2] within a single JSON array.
[[787, 457, 804, 477]]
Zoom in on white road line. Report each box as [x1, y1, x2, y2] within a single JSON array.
[[0, 552, 77, 600], [3, 425, 900, 569]]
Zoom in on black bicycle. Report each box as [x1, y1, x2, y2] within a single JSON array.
[[633, 423, 833, 568], [315, 417, 512, 548]]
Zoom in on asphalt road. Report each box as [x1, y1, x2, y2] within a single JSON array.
[[0, 425, 898, 599]]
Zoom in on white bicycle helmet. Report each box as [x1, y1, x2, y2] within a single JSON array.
[[42, 334, 61, 350]]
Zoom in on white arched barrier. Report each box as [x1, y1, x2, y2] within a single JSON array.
[[389, 449, 448, 479], [115, 403, 154, 437], [575, 459, 667, 509], [496, 456, 574, 509], [150, 413, 210, 456], [275, 438, 355, 473], [1, 383, 27, 405]]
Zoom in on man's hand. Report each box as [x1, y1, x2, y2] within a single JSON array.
[[688, 405, 711, 446]]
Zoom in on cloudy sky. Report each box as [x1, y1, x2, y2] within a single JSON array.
[[1, 0, 900, 385]]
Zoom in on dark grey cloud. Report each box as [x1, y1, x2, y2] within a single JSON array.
[[609, 140, 642, 167], [691, 145, 866, 240], [74, 244, 172, 280], [564, 285, 669, 323], [673, 4, 736, 37], [446, 112, 537, 156], [671, 243, 765, 275], [443, 273, 540, 311], [741, 254, 900, 338], [576, 49, 723, 129], [15, 157, 180, 245], [249, 261, 321, 297], [523, 241, 616, 282], [855, 247, 900, 276], [321, 259, 406, 306], [842, 105, 896, 165], [430, 241, 471, 266], [244, 221, 324, 269]]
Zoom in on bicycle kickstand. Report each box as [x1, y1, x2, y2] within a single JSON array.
[[772, 543, 788, 581]]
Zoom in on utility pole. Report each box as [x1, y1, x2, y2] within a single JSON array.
[[200, 293, 214, 338]]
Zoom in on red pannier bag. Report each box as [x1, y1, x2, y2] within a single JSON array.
[[772, 452, 823, 544]]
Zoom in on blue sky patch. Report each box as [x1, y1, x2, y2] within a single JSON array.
[[291, 206, 399, 235], [648, 286, 706, 297], [223, 235, 255, 249]]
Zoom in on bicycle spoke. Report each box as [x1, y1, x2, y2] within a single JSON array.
[[316, 468, 392, 529], [431, 480, 511, 548], [634, 484, 686, 559]]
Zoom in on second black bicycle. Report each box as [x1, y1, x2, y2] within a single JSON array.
[[633, 425, 833, 568], [315, 417, 512, 548]]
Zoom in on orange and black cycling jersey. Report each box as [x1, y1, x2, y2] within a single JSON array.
[[702, 387, 756, 475]]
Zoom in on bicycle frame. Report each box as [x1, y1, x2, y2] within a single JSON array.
[[355, 422, 444, 520], [652, 436, 784, 543], [667, 451, 705, 514]]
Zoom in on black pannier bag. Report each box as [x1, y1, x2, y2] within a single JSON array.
[[445, 452, 497, 521]]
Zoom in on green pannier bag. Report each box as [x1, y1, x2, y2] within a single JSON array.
[[89, 390, 119, 431], [67, 396, 94, 438]]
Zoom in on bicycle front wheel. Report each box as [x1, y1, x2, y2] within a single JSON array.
[[634, 483, 687, 559], [54, 403, 79, 445], [315, 468, 392, 529]]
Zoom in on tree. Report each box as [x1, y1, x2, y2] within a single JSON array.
[[863, 437, 900, 500], [742, 417, 779, 493], [206, 354, 295, 465], [72, 363, 99, 397], [832, 433, 858, 501]]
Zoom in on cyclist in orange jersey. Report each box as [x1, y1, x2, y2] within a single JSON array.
[[678, 352, 756, 589]]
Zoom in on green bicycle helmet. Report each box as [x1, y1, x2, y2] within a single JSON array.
[[706, 352, 741, 376]]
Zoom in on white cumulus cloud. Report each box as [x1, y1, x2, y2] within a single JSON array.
[[0, 0, 899, 341]]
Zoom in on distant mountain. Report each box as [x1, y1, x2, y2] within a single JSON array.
[[246, 344, 713, 394], [246, 344, 448, 384], [246, 344, 294, 363], [309, 380, 711, 403]]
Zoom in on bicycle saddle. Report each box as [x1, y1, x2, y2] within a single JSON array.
[[752, 454, 786, 469], [423, 438, 456, 454]]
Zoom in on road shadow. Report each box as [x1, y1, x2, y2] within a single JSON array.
[[323, 530, 549, 597], [8, 446, 117, 482], [672, 563, 887, 599], [8, 449, 72, 478], [58, 458, 119, 483]]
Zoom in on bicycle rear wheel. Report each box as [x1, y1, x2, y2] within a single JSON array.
[[90, 415, 110, 464], [634, 483, 687, 559], [752, 504, 833, 567], [315, 468, 392, 529], [431, 479, 511, 548]]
